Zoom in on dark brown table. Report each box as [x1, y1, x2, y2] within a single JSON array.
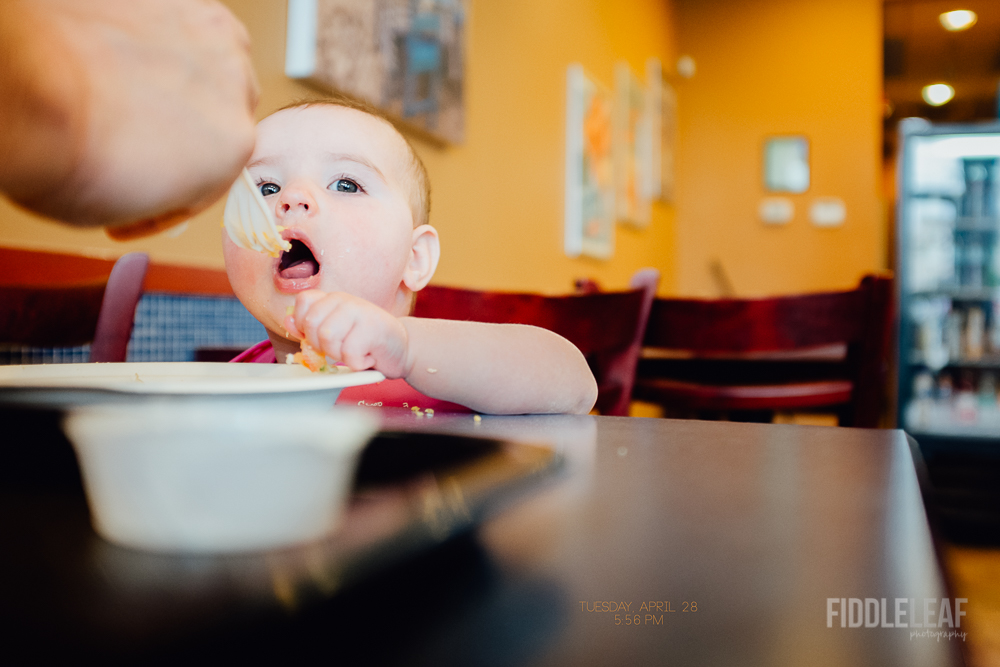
[[0, 409, 964, 666]]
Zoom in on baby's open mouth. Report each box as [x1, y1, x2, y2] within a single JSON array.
[[277, 240, 320, 280]]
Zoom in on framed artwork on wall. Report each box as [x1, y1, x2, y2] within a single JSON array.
[[763, 136, 810, 193], [641, 57, 676, 204], [645, 58, 662, 203], [647, 58, 677, 204], [565, 64, 615, 260], [614, 62, 652, 227], [285, 0, 466, 144]]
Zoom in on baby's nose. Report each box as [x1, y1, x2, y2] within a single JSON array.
[[276, 186, 316, 217], [281, 200, 308, 213]]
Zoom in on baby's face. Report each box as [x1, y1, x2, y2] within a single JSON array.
[[223, 105, 418, 338]]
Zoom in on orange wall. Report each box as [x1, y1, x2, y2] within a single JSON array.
[[0, 0, 678, 295], [674, 0, 885, 297]]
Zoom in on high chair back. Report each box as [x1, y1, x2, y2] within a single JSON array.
[[0, 252, 149, 363]]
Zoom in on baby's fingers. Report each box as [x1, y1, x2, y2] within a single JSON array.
[[317, 303, 379, 370], [291, 290, 332, 341], [284, 313, 303, 339], [339, 331, 378, 371], [314, 312, 356, 366], [283, 306, 304, 339]]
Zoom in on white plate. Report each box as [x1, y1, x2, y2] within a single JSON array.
[[0, 362, 384, 409]]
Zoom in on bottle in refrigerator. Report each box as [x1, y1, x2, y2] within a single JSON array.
[[992, 300, 1000, 356], [907, 371, 935, 430], [961, 158, 995, 219], [945, 309, 963, 361], [965, 306, 985, 361], [954, 371, 978, 424], [938, 372, 954, 401], [977, 372, 996, 408]]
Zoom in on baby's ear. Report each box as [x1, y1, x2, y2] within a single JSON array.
[[402, 224, 440, 292]]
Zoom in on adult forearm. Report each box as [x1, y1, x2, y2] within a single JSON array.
[[0, 5, 88, 208], [401, 318, 598, 415], [0, 0, 258, 233]]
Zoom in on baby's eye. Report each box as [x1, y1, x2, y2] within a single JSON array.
[[332, 179, 359, 193], [259, 182, 280, 196]]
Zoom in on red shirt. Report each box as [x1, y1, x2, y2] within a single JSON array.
[[230, 340, 471, 413]]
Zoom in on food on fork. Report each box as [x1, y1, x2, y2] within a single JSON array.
[[222, 168, 292, 257]]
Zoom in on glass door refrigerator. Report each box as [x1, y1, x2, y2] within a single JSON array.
[[897, 118, 1000, 542]]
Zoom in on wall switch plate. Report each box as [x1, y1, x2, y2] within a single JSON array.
[[810, 197, 846, 227], [758, 197, 794, 224]]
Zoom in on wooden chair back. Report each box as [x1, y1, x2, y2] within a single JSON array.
[[413, 269, 660, 415], [0, 252, 149, 362], [634, 275, 893, 426]]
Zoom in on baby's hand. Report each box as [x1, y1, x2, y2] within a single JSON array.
[[284, 290, 411, 378]]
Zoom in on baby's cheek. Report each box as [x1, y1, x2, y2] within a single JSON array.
[[223, 237, 262, 287], [222, 240, 275, 315], [225, 256, 259, 291]]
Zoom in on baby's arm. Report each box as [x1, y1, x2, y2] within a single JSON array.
[[287, 290, 597, 415], [399, 317, 597, 415]]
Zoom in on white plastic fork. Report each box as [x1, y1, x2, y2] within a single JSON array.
[[222, 168, 292, 257]]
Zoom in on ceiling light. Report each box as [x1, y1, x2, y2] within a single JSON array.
[[922, 83, 955, 106], [939, 10, 977, 31]]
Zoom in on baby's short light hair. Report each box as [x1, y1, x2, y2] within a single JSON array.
[[272, 95, 431, 227]]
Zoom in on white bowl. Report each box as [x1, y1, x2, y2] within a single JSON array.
[[63, 402, 379, 553]]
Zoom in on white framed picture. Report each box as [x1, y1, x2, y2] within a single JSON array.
[[646, 58, 677, 203], [764, 136, 810, 193], [645, 58, 662, 203], [565, 64, 615, 260], [614, 62, 652, 227]]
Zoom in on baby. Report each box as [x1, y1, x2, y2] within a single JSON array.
[[224, 98, 597, 414]]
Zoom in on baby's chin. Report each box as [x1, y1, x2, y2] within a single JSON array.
[[240, 295, 290, 342], [263, 320, 300, 353]]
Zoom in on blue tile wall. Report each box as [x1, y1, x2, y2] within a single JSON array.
[[0, 345, 91, 365], [0, 292, 267, 365], [127, 293, 267, 362]]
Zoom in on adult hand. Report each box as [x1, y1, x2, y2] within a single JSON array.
[[286, 290, 413, 378], [1, 0, 259, 236]]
